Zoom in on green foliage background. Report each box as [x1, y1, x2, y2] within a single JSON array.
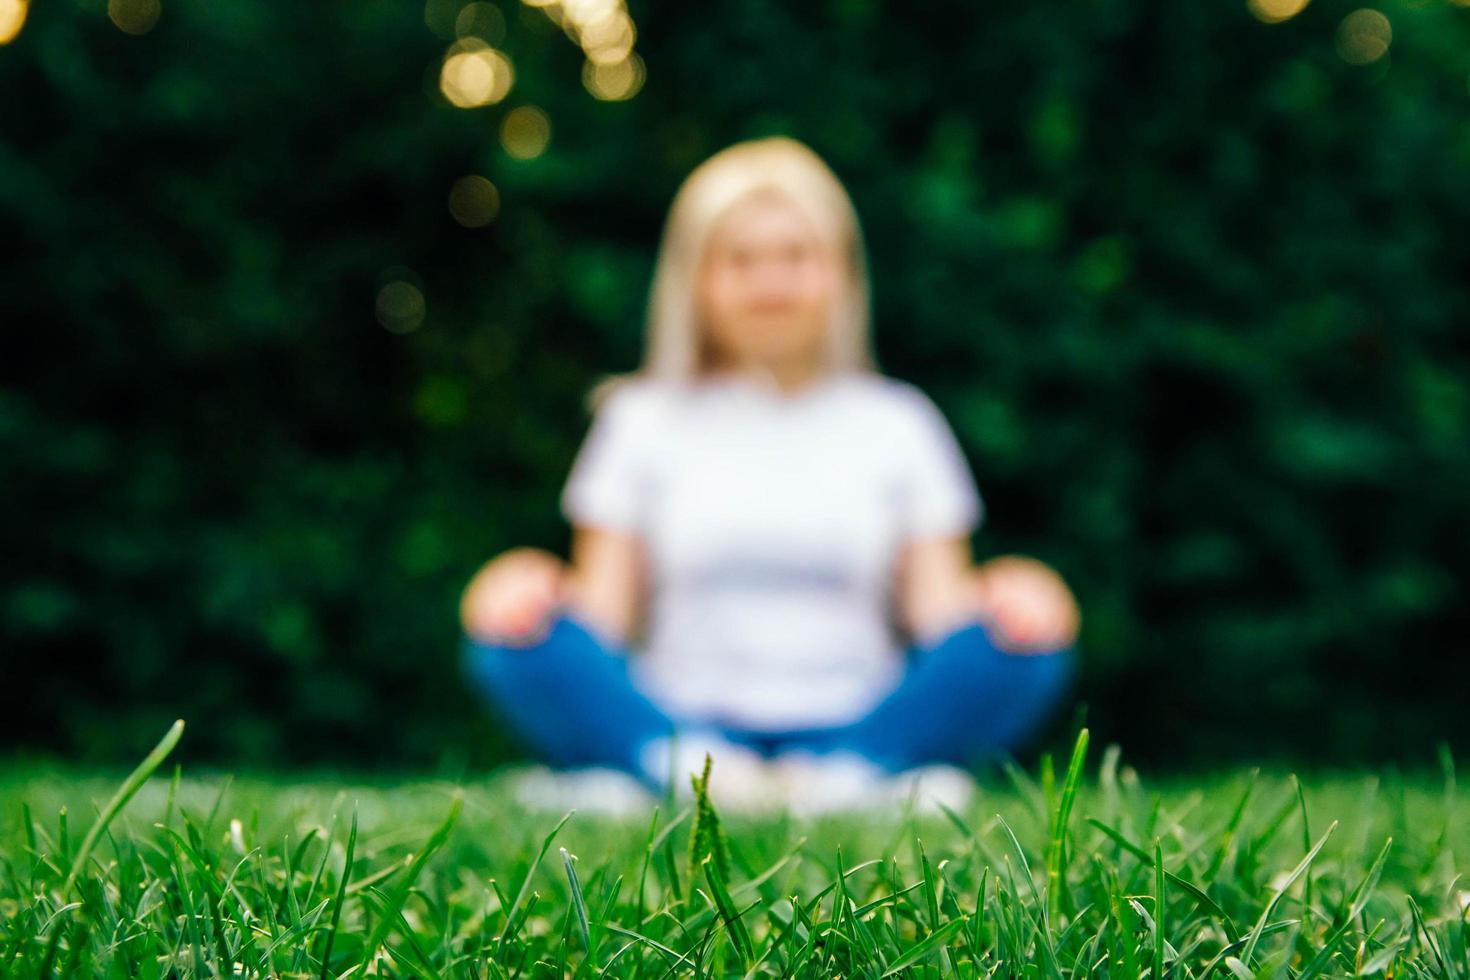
[[2, 0, 1468, 768]]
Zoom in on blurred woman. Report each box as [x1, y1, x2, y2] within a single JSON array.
[[460, 136, 1079, 811]]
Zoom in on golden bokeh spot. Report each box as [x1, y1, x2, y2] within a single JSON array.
[[423, 0, 459, 38], [1336, 8, 1391, 65], [448, 175, 502, 227], [440, 42, 515, 108], [455, 1, 506, 43], [0, 0, 28, 46], [448, 36, 491, 54], [376, 281, 426, 334], [109, 0, 160, 35], [500, 105, 552, 159], [582, 53, 644, 101], [562, 0, 619, 25], [522, 0, 642, 84], [1247, 0, 1310, 24], [581, 11, 635, 64]]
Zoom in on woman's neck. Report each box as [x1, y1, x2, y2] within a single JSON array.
[[704, 354, 828, 396], [765, 356, 826, 394]]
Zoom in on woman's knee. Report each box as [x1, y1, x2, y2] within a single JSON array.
[[976, 619, 1076, 694], [935, 624, 1078, 730], [1019, 643, 1078, 707]]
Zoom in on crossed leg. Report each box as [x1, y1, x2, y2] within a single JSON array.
[[465, 612, 1075, 783]]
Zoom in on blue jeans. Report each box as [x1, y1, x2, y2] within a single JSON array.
[[463, 612, 1075, 785]]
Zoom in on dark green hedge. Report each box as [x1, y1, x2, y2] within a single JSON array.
[[3, 0, 1468, 768]]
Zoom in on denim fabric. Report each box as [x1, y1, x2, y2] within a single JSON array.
[[464, 611, 1075, 783]]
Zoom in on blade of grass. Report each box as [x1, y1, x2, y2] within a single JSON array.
[[1047, 727, 1089, 923], [63, 719, 184, 898], [1239, 820, 1337, 968], [359, 792, 462, 972], [879, 917, 967, 977], [1346, 837, 1393, 923], [1204, 769, 1259, 880], [702, 853, 754, 970], [561, 848, 596, 970], [1087, 817, 1234, 934], [316, 805, 357, 980], [496, 809, 574, 961], [1154, 841, 1166, 980]]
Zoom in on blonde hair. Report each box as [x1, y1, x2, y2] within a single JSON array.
[[589, 136, 876, 409]]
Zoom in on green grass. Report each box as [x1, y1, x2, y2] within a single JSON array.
[[1, 726, 1466, 977]]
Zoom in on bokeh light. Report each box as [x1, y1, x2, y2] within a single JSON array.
[[376, 280, 426, 334], [109, 0, 160, 35], [579, 10, 635, 63], [455, 1, 506, 44], [1247, 0, 1310, 24], [582, 53, 644, 101], [0, 0, 27, 46], [1336, 9, 1391, 65], [448, 175, 501, 227], [500, 105, 552, 159], [522, 0, 645, 98], [424, 0, 458, 38], [439, 39, 514, 108]]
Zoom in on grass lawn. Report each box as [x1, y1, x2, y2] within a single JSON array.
[[1, 725, 1465, 977]]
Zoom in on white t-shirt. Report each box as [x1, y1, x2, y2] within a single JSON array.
[[560, 369, 984, 730]]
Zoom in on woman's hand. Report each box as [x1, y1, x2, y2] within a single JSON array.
[[970, 554, 1080, 654], [460, 547, 568, 646], [896, 539, 1081, 654]]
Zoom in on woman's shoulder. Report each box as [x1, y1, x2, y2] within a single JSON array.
[[586, 373, 681, 417], [837, 372, 954, 432]]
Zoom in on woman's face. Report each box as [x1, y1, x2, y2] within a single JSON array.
[[696, 191, 844, 375]]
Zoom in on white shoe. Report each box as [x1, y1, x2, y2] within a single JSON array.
[[884, 764, 977, 815], [638, 730, 784, 815], [511, 765, 655, 818], [772, 749, 889, 817]]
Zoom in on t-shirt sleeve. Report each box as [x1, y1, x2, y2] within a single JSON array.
[[560, 382, 656, 533], [894, 386, 984, 539]]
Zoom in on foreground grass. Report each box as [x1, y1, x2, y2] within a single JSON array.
[[1, 726, 1466, 977]]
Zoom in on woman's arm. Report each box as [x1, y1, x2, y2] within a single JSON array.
[[565, 524, 647, 647], [897, 537, 1081, 653], [894, 535, 978, 646]]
